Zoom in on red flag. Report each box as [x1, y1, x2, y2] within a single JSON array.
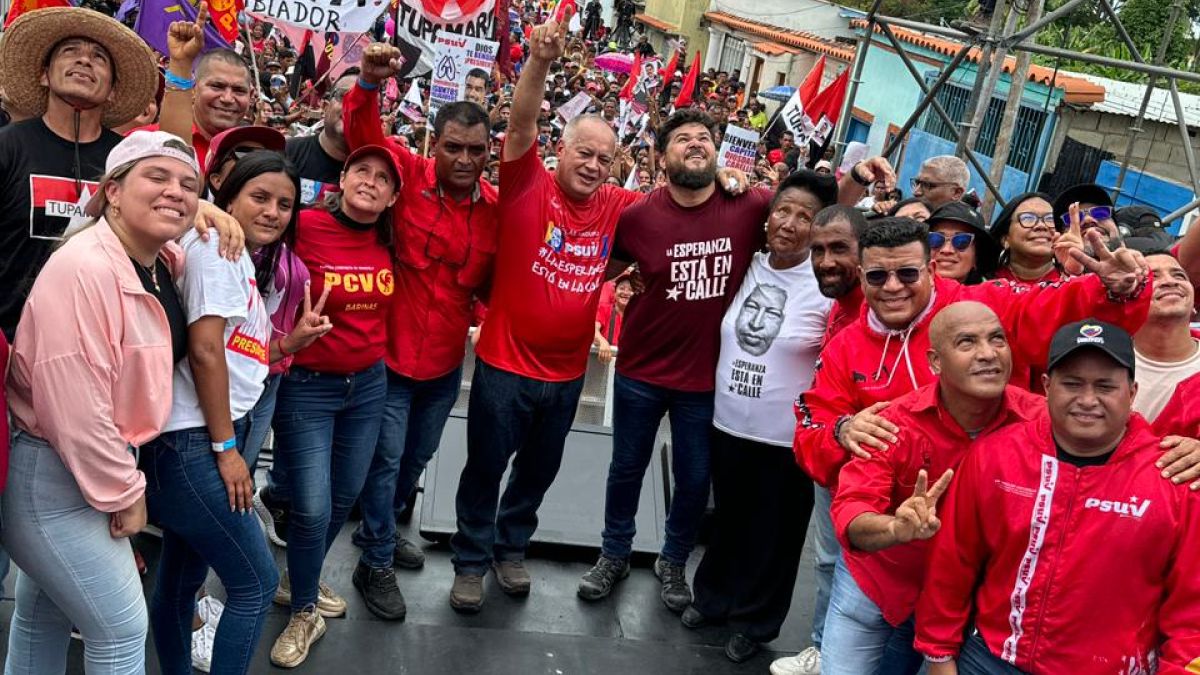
[[807, 67, 849, 127], [798, 55, 825, 105], [619, 52, 643, 101], [207, 0, 243, 44], [659, 48, 679, 82], [673, 50, 700, 109], [4, 0, 71, 29]]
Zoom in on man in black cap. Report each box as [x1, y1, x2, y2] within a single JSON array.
[[927, 200, 998, 284], [915, 318, 1200, 674], [1053, 183, 1121, 250]]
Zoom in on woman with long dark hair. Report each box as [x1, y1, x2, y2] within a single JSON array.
[[268, 145, 399, 668], [140, 150, 330, 675], [989, 191, 1064, 287]]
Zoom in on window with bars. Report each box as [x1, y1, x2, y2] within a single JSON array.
[[718, 36, 746, 77], [918, 80, 1048, 175]]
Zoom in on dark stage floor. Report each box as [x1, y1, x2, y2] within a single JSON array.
[[0, 494, 820, 674]]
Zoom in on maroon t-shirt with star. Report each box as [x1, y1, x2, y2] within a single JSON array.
[[612, 186, 771, 392]]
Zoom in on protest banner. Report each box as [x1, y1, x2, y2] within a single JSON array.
[[718, 125, 760, 173], [392, 0, 500, 78], [246, 0, 388, 34], [429, 32, 498, 116]]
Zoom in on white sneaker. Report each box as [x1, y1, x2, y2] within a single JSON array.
[[770, 646, 821, 675], [191, 622, 216, 673], [197, 595, 225, 626]]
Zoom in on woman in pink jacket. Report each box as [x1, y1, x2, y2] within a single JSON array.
[[2, 131, 201, 673]]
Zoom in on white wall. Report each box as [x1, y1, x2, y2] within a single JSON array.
[[706, 0, 854, 40]]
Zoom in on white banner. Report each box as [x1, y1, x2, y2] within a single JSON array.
[[429, 33, 498, 115], [246, 0, 389, 34], [718, 125, 760, 172], [778, 89, 816, 146], [393, 0, 499, 78], [557, 91, 592, 123]]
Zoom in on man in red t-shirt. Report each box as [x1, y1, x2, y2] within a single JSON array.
[[447, 8, 644, 613]]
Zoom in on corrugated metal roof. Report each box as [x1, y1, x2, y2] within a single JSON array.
[[1075, 73, 1200, 128]]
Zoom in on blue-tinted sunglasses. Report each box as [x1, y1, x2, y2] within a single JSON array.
[[1059, 205, 1112, 227], [928, 232, 975, 252]]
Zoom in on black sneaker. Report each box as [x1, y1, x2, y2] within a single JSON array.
[[577, 555, 630, 601], [253, 487, 289, 547], [352, 562, 407, 621], [653, 556, 692, 613], [393, 536, 426, 569]]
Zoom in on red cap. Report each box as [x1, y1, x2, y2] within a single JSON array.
[[344, 144, 402, 189], [510, 45, 524, 61], [205, 125, 287, 174], [767, 149, 783, 165]]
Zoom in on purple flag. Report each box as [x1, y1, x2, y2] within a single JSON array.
[[135, 0, 231, 56], [115, 0, 138, 22]]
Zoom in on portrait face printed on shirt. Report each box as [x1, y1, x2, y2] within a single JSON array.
[[41, 38, 115, 111], [735, 283, 787, 357], [810, 218, 860, 300], [1044, 349, 1136, 456], [860, 241, 934, 331], [662, 121, 717, 190], [1145, 254, 1195, 323], [926, 302, 1011, 402], [929, 219, 977, 283]]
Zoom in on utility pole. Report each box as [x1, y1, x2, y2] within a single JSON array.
[[956, 0, 1010, 157], [983, 0, 1046, 219]]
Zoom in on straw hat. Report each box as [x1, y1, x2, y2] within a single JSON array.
[[0, 7, 158, 128]]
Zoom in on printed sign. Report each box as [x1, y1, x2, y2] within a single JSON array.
[[393, 0, 499, 77], [429, 33, 498, 116], [717, 125, 760, 173], [246, 0, 389, 34]]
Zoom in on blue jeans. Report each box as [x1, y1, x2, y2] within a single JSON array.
[[812, 484, 840, 648], [142, 419, 279, 675], [821, 556, 923, 675], [243, 372, 281, 476], [2, 432, 147, 675], [354, 366, 462, 568], [601, 374, 713, 565], [450, 358, 584, 575], [273, 361, 387, 610], [958, 632, 1026, 674]]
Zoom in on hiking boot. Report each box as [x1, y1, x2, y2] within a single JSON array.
[[253, 487, 289, 547], [653, 556, 692, 613], [274, 570, 347, 618], [269, 607, 326, 669], [449, 573, 484, 613], [353, 562, 407, 621], [769, 646, 822, 675], [393, 536, 426, 569], [492, 560, 531, 596], [577, 555, 630, 601]]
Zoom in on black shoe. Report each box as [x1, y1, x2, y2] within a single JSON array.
[[577, 555, 630, 601], [352, 562, 407, 621], [393, 536, 426, 570], [724, 633, 761, 663], [653, 556, 692, 613], [680, 605, 708, 629]]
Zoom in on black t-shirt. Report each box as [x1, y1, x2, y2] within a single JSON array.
[[285, 134, 343, 206], [131, 257, 188, 364], [0, 118, 123, 339], [1055, 441, 1115, 468]]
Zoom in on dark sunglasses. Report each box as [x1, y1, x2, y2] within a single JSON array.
[[1015, 211, 1065, 231], [928, 231, 975, 251], [1059, 205, 1112, 227], [864, 266, 923, 287]]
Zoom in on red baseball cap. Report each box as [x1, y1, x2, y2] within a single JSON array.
[[344, 144, 402, 189], [205, 125, 286, 175]]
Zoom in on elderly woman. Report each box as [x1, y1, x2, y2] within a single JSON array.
[[3, 131, 199, 673], [989, 191, 1064, 286], [686, 171, 836, 663]]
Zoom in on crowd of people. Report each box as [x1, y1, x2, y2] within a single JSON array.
[[0, 1, 1199, 674]]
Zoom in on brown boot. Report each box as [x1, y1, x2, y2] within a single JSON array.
[[450, 573, 484, 613], [492, 560, 531, 596]]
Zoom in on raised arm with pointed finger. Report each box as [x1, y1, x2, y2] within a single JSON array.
[[504, 7, 572, 163]]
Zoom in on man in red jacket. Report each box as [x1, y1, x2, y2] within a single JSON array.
[[916, 319, 1200, 674], [794, 217, 1151, 489], [823, 301, 1044, 675]]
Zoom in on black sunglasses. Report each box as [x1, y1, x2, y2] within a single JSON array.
[[864, 266, 923, 287], [928, 232, 975, 252]]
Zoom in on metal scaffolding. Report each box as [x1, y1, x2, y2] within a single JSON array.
[[830, 0, 1200, 222]]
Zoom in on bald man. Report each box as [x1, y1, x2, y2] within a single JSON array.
[[821, 302, 1045, 675]]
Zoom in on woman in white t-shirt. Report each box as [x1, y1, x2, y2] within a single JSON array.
[[139, 151, 331, 675], [688, 172, 837, 662]]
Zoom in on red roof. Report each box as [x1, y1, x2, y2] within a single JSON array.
[[704, 11, 855, 61], [753, 41, 801, 57], [634, 13, 677, 34], [850, 19, 1105, 104]]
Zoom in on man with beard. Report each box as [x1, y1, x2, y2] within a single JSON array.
[[577, 108, 894, 611], [286, 70, 358, 205]]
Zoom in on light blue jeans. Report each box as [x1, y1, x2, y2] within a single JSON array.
[[2, 432, 148, 675], [821, 556, 922, 675], [811, 484, 839, 648]]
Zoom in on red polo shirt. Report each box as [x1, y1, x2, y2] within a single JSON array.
[[822, 284, 863, 349], [343, 83, 500, 380], [831, 383, 1045, 626]]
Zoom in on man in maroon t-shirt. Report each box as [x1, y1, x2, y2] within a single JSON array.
[[577, 107, 896, 613]]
